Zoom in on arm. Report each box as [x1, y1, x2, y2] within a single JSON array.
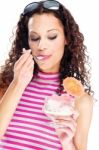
[[52, 93, 93, 150], [0, 50, 34, 139], [62, 93, 93, 150], [74, 93, 93, 150], [0, 81, 26, 139]]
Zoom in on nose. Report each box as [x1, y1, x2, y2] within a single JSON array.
[[37, 38, 47, 50]]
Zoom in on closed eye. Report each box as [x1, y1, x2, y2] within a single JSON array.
[[29, 35, 57, 41], [30, 38, 40, 41], [48, 35, 57, 40]]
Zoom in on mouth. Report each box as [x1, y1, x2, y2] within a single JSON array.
[[35, 55, 52, 61]]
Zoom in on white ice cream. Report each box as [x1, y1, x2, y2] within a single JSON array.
[[43, 94, 74, 116]]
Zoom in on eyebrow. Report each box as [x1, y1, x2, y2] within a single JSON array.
[[47, 29, 58, 32], [29, 29, 59, 34]]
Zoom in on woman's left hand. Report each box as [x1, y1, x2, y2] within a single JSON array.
[[51, 111, 79, 149]]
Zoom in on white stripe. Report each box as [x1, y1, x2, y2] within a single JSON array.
[[17, 105, 42, 113], [21, 95, 44, 103], [7, 126, 58, 141], [10, 122, 57, 135], [19, 101, 43, 108], [23, 91, 51, 98], [0, 143, 34, 150]]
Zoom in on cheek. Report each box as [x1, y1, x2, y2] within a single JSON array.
[[55, 45, 64, 61], [54, 43, 65, 55], [52, 48, 64, 63], [28, 41, 36, 55]]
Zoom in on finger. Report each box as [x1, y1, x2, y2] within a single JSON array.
[[55, 125, 76, 143], [26, 59, 34, 71], [53, 118, 77, 131], [20, 55, 34, 72], [57, 126, 76, 141], [50, 114, 73, 120], [14, 49, 32, 69], [14, 53, 33, 71], [22, 61, 34, 78], [72, 110, 79, 120], [22, 48, 27, 53]]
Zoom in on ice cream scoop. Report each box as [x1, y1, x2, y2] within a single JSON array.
[[43, 94, 74, 116]]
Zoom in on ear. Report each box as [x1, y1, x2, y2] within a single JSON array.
[[65, 38, 68, 45]]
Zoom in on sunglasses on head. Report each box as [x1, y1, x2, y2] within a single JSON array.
[[22, 0, 60, 15]]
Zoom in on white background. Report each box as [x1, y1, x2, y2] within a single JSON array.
[[0, 0, 99, 149]]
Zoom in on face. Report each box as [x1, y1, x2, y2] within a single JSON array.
[[28, 13, 67, 73]]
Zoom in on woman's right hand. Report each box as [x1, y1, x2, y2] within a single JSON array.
[[0, 49, 34, 139], [13, 48, 34, 88]]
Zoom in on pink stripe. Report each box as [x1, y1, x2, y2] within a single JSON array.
[[20, 99, 44, 105], [4, 134, 60, 149], [1, 146, 21, 150], [25, 88, 52, 96], [14, 113, 50, 122], [22, 94, 44, 99], [31, 80, 59, 86], [36, 75, 59, 80], [16, 108, 46, 116], [18, 103, 42, 110], [37, 71, 59, 76], [1, 140, 42, 149], [28, 84, 57, 91]]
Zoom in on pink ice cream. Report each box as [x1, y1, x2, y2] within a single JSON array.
[[43, 93, 75, 116]]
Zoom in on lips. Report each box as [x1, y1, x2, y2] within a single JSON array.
[[36, 55, 51, 61]]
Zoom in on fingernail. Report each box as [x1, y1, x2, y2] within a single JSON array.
[[73, 111, 79, 119], [22, 48, 31, 53], [22, 48, 26, 53], [27, 49, 31, 52]]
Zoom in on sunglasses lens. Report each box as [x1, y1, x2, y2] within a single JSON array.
[[44, 1, 59, 10], [24, 2, 39, 15], [23, 1, 60, 15]]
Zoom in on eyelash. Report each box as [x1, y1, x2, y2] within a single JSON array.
[[49, 36, 57, 40], [30, 36, 57, 41], [31, 38, 39, 41]]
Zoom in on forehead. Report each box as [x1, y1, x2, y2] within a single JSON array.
[[28, 13, 64, 32]]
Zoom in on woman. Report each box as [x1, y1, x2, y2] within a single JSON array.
[[0, 0, 93, 149]]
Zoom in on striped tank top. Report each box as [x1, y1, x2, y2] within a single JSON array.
[[0, 71, 63, 150]]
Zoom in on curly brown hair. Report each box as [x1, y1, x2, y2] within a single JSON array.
[[0, 1, 92, 95]]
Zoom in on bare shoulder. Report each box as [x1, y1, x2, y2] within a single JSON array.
[[74, 93, 93, 149], [0, 88, 6, 101], [75, 92, 93, 112]]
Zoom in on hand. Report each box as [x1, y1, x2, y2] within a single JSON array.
[[13, 48, 34, 88], [51, 110, 79, 149]]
